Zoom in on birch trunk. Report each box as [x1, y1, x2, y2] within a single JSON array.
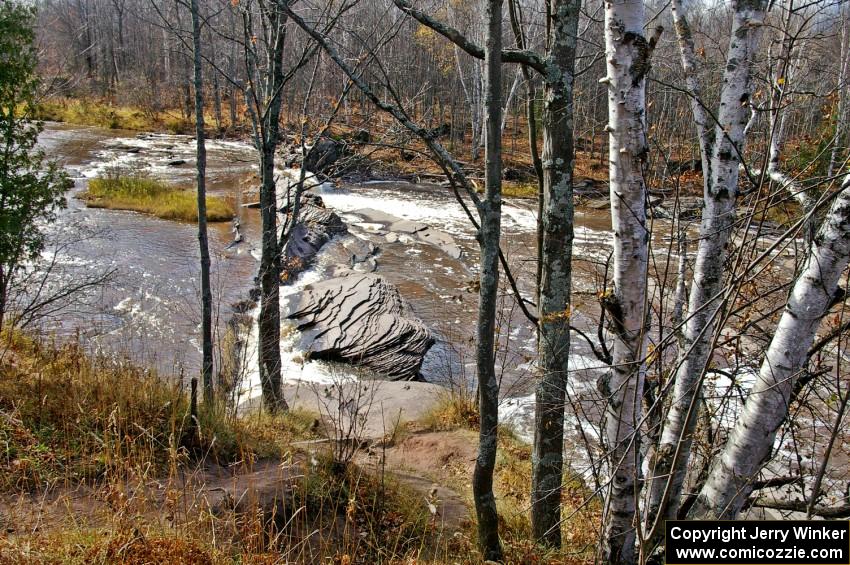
[[471, 0, 503, 559], [690, 174, 850, 519], [647, 0, 766, 528], [190, 0, 213, 403], [600, 0, 651, 561], [531, 0, 580, 548], [828, 12, 849, 178]]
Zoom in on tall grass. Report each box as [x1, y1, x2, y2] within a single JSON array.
[[0, 333, 453, 564], [84, 174, 235, 222]]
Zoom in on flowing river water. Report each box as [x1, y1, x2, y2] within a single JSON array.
[[38, 122, 616, 472], [40, 122, 843, 499]]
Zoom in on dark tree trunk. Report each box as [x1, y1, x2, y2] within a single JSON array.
[[190, 0, 213, 403], [472, 0, 503, 560], [531, 0, 580, 548]]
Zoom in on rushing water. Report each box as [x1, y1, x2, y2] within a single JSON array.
[[39, 122, 844, 499], [38, 122, 621, 481]]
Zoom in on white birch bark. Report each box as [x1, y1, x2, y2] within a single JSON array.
[[690, 173, 850, 519], [647, 0, 767, 528], [600, 0, 651, 561], [828, 11, 849, 178]]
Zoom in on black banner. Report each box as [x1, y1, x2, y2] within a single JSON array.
[[666, 520, 850, 564]]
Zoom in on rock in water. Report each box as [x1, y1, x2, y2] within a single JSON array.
[[282, 194, 347, 280], [303, 137, 347, 174], [285, 274, 434, 380]]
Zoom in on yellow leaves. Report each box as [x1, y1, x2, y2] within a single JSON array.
[[540, 306, 572, 324], [776, 77, 786, 86], [646, 343, 657, 365], [413, 24, 454, 76]]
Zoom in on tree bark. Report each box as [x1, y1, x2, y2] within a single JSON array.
[[472, 0, 504, 559], [531, 0, 580, 548], [251, 0, 292, 413], [600, 0, 652, 561], [690, 174, 850, 519], [190, 0, 213, 403], [648, 0, 767, 529]]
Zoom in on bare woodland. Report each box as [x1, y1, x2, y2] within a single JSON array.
[[15, 0, 850, 562]]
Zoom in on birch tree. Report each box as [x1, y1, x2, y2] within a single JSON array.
[[689, 171, 850, 519], [646, 0, 768, 528], [598, 0, 654, 561]]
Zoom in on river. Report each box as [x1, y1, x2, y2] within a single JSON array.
[[38, 122, 847, 503], [37, 122, 634, 482]]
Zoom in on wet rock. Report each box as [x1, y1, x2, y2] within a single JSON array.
[[389, 220, 427, 234], [417, 228, 462, 259], [342, 237, 377, 265], [650, 196, 704, 221], [353, 208, 400, 224], [286, 274, 435, 380], [352, 257, 378, 273], [282, 194, 347, 279], [303, 137, 346, 174], [574, 177, 606, 197]]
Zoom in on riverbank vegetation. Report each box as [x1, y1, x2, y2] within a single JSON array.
[[0, 333, 448, 563], [12, 0, 850, 561], [83, 174, 235, 223]]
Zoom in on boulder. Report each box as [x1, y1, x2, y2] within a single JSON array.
[[417, 228, 462, 259], [389, 220, 427, 234], [303, 137, 346, 174], [286, 274, 435, 380], [650, 196, 703, 221]]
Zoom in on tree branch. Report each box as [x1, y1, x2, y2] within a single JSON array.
[[391, 0, 546, 73]]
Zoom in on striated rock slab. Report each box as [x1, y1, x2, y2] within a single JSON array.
[[285, 274, 434, 380]]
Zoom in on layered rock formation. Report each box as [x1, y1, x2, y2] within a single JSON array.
[[281, 194, 347, 279], [285, 274, 434, 380]]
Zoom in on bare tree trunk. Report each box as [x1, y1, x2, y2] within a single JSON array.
[[600, 0, 653, 561], [245, 0, 293, 413], [647, 0, 767, 529], [828, 11, 849, 178], [190, 0, 213, 403], [472, 1, 503, 559], [531, 0, 580, 548], [690, 175, 850, 519]]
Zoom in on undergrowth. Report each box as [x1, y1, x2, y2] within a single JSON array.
[[0, 333, 454, 563], [420, 390, 600, 564]]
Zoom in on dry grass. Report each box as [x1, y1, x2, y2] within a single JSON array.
[[419, 392, 601, 564], [0, 332, 463, 564], [83, 174, 235, 223]]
